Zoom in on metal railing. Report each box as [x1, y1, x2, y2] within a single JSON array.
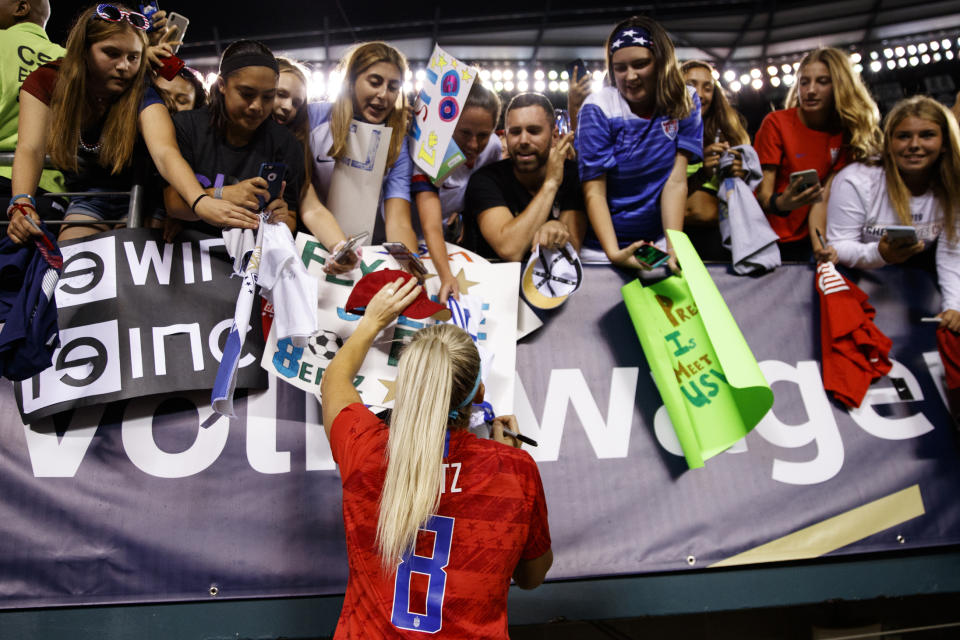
[[0, 152, 144, 229]]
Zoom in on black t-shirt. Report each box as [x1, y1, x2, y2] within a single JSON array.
[[462, 158, 583, 260], [172, 106, 304, 233]]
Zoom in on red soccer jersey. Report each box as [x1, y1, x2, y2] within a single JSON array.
[[330, 403, 551, 639], [754, 108, 848, 243], [816, 262, 892, 407]]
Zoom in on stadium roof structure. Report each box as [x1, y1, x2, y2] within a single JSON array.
[[46, 0, 960, 70]]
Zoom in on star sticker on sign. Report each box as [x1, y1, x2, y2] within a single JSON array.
[[379, 377, 396, 403], [453, 268, 480, 294]]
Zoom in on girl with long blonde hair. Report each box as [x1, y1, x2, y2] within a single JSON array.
[[305, 42, 417, 251], [577, 15, 703, 270], [681, 59, 750, 225], [271, 56, 357, 273], [7, 3, 252, 245], [320, 275, 552, 638], [826, 95, 960, 332], [755, 46, 882, 261]]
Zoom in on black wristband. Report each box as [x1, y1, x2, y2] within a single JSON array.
[[191, 193, 209, 214], [768, 192, 789, 216]]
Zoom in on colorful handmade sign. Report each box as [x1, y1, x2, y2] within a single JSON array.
[[261, 236, 519, 417], [621, 230, 774, 468], [409, 44, 478, 183]]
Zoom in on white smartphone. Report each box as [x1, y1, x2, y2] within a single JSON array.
[[166, 12, 189, 54]]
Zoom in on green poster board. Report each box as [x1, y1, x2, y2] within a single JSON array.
[[621, 230, 774, 468]]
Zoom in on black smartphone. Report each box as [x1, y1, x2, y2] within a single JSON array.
[[634, 243, 670, 269], [258, 162, 286, 210], [566, 58, 587, 83], [383, 242, 427, 280]]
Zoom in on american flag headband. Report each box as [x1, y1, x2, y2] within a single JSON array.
[[609, 27, 655, 55]]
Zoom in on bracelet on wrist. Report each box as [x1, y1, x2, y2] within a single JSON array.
[[191, 193, 209, 214], [768, 192, 789, 216], [11, 193, 37, 208], [214, 186, 224, 199], [6, 200, 36, 220]]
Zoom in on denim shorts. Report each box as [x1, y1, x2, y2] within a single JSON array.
[[65, 192, 129, 222]]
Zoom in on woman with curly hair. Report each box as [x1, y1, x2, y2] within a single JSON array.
[[576, 15, 703, 271], [754, 46, 882, 261]]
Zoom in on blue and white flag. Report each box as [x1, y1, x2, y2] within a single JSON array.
[[212, 218, 266, 418]]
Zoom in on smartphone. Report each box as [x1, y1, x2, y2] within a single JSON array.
[[332, 231, 368, 264], [554, 109, 571, 135], [789, 169, 820, 191], [258, 162, 286, 210], [884, 225, 918, 244], [139, 1, 160, 31], [166, 11, 189, 54], [383, 242, 427, 280], [634, 243, 670, 269], [565, 58, 587, 83]]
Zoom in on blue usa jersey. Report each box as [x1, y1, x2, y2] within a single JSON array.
[[576, 85, 702, 247]]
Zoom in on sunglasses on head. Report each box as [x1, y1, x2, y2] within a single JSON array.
[[95, 4, 149, 30]]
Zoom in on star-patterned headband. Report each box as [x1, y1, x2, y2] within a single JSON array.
[[610, 26, 654, 55]]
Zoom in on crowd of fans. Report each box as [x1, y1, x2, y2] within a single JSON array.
[[2, 4, 957, 328]]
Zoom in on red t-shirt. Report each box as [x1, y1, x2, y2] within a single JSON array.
[[816, 262, 892, 408], [754, 108, 848, 243], [330, 403, 551, 639]]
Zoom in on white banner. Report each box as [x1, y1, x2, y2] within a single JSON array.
[[261, 235, 519, 416]]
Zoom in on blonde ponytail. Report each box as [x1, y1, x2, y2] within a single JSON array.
[[376, 324, 480, 570]]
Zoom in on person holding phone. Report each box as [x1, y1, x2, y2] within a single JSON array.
[[161, 39, 303, 235], [680, 60, 750, 226], [320, 276, 552, 638], [462, 92, 586, 263], [271, 57, 356, 274], [826, 96, 960, 332], [576, 15, 703, 271], [754, 46, 881, 261], [6, 3, 252, 245], [411, 81, 502, 301], [305, 42, 416, 251]]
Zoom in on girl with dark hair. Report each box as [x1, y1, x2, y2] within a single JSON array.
[[321, 276, 552, 638], [271, 56, 357, 273], [577, 15, 703, 270], [6, 3, 250, 244], [306, 42, 416, 250], [162, 40, 303, 235], [412, 81, 502, 301], [826, 95, 960, 332], [154, 67, 207, 113], [681, 59, 749, 225], [755, 46, 882, 261]]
